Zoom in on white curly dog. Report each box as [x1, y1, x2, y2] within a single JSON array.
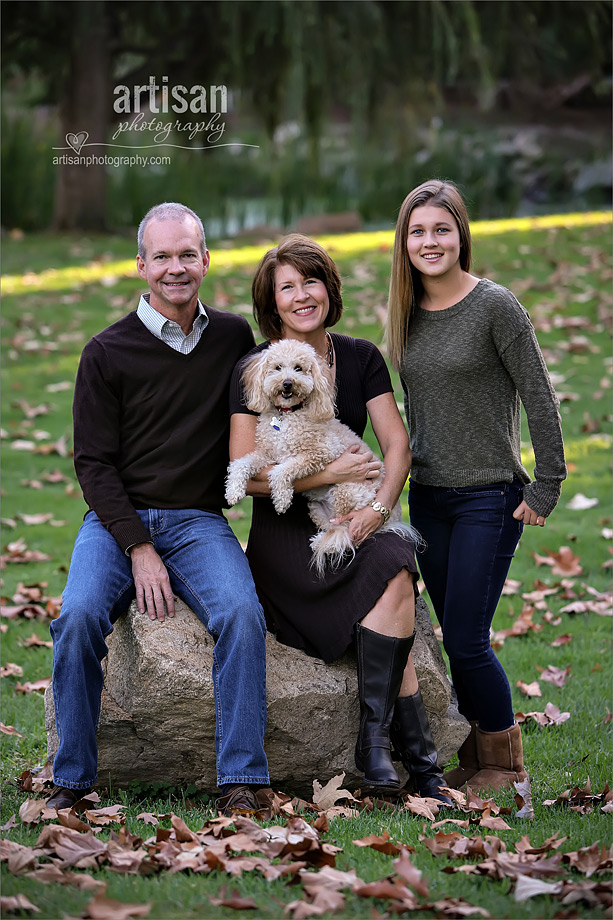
[[225, 339, 416, 575]]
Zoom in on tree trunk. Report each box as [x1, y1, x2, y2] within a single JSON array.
[[53, 1, 110, 231]]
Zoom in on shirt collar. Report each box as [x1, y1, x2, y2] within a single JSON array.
[[137, 293, 208, 337]]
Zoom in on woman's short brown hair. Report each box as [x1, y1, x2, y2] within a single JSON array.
[[252, 233, 343, 339]]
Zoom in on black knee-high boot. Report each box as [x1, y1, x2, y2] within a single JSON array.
[[354, 624, 414, 794], [390, 689, 453, 805]]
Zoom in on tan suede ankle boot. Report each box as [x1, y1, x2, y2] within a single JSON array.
[[469, 723, 528, 791], [443, 721, 479, 789]]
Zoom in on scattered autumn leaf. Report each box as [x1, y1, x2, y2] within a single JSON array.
[[84, 891, 151, 919], [17, 513, 54, 526], [514, 779, 535, 821], [516, 680, 542, 697], [550, 634, 573, 647], [1, 539, 52, 566], [22, 634, 53, 649], [393, 847, 429, 897], [15, 677, 51, 694], [533, 546, 583, 576], [1, 662, 24, 678], [514, 876, 564, 901], [0, 894, 40, 914], [538, 665, 571, 687], [352, 831, 400, 856], [515, 702, 570, 727], [312, 773, 358, 810], [566, 493, 599, 510]]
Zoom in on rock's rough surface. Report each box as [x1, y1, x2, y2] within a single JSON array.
[[46, 596, 469, 794]]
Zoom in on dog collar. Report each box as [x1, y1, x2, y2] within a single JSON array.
[[270, 403, 303, 431], [278, 402, 304, 413]]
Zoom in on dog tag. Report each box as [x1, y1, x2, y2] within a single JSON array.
[[270, 416, 281, 431]]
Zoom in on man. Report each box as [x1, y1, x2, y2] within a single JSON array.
[[47, 203, 270, 814]]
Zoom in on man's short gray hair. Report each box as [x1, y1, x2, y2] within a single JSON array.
[[137, 203, 206, 258]]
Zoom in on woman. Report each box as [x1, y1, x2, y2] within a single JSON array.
[[229, 233, 450, 803], [387, 180, 567, 791]]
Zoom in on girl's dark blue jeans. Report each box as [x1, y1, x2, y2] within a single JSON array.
[[408, 478, 524, 732]]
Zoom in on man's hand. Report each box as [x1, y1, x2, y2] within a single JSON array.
[[513, 500, 546, 527], [130, 543, 175, 621]]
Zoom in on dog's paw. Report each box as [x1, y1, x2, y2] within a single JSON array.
[[225, 479, 246, 506], [271, 489, 293, 514]]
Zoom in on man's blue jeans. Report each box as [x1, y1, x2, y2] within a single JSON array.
[[409, 479, 524, 732], [50, 509, 270, 789]]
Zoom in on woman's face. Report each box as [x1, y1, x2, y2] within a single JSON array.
[[273, 263, 330, 339], [406, 204, 462, 278]]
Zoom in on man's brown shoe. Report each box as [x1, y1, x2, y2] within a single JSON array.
[[215, 784, 260, 816], [46, 785, 93, 810]]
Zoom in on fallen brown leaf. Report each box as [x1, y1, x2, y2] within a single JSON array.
[[21, 633, 53, 648], [312, 772, 357, 810], [550, 634, 573, 647], [562, 841, 613, 877], [401, 794, 439, 820], [393, 846, 429, 897], [430, 896, 490, 916], [538, 665, 571, 687], [516, 680, 542, 697], [533, 546, 583, 576], [1, 662, 24, 678], [514, 832, 568, 855], [84, 891, 151, 919], [515, 702, 570, 727], [354, 878, 418, 908], [0, 603, 48, 620], [479, 814, 512, 830], [0, 838, 38, 875], [514, 876, 564, 901], [17, 513, 54, 526], [15, 677, 51, 694], [1, 538, 52, 566], [0, 894, 40, 914], [514, 779, 535, 820], [352, 831, 400, 856], [135, 812, 159, 826]]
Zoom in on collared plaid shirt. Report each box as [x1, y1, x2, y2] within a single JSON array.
[[136, 293, 209, 354]]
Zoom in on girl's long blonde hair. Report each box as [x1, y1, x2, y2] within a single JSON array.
[[386, 180, 472, 370]]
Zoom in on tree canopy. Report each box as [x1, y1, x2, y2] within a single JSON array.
[[2, 0, 611, 229]]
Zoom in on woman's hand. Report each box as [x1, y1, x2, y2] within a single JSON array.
[[513, 500, 546, 526], [331, 505, 384, 545], [324, 445, 382, 485]]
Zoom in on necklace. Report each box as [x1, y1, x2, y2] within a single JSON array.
[[325, 331, 334, 368]]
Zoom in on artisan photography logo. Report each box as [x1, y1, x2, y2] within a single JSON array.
[[52, 76, 257, 164]]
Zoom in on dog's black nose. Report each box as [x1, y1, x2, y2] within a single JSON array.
[[282, 379, 293, 392]]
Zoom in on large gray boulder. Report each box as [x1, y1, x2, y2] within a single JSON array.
[[45, 596, 469, 795]]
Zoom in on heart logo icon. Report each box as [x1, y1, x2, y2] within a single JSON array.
[[66, 132, 89, 154]]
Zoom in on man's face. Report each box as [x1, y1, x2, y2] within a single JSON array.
[[136, 217, 210, 315]]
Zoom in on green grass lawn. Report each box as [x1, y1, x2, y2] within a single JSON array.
[[1, 218, 611, 919]]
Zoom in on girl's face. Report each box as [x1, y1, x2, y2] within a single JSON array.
[[273, 263, 330, 339], [406, 204, 462, 278]]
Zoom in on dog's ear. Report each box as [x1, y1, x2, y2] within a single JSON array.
[[307, 356, 335, 420], [241, 352, 272, 414]]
